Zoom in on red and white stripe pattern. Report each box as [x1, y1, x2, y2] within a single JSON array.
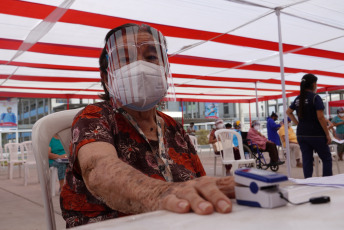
[[0, 0, 343, 102]]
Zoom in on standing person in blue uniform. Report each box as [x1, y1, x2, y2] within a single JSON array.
[[267, 112, 281, 146], [286, 73, 332, 178]]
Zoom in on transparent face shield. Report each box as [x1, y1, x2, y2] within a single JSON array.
[[106, 25, 175, 111]]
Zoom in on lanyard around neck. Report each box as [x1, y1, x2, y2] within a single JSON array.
[[116, 108, 173, 182]]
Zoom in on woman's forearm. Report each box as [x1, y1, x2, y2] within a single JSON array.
[[79, 142, 171, 214]]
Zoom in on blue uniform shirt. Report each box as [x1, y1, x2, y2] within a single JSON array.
[[289, 91, 325, 137], [267, 117, 281, 146]]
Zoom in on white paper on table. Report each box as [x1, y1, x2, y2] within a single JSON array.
[[289, 174, 344, 188]]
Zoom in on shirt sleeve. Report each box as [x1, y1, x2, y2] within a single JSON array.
[[71, 104, 115, 159], [314, 95, 325, 111], [289, 98, 297, 110]]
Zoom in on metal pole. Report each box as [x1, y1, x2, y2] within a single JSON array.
[[249, 102, 252, 126], [276, 8, 291, 177], [255, 82, 260, 122], [181, 100, 184, 126], [326, 91, 330, 119]]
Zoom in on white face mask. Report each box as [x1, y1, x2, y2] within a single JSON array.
[[109, 60, 168, 111], [288, 123, 292, 128], [254, 125, 260, 131], [339, 113, 344, 117]]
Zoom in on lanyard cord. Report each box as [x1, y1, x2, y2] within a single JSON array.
[[116, 108, 173, 182]]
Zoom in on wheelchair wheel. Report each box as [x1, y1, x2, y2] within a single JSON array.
[[270, 164, 279, 172]]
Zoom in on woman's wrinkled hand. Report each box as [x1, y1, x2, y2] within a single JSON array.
[[158, 176, 235, 215]]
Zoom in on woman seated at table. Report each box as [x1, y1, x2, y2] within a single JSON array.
[[247, 120, 284, 166], [60, 23, 235, 228], [48, 134, 68, 190]]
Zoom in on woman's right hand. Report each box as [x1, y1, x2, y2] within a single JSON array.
[[157, 176, 235, 215]]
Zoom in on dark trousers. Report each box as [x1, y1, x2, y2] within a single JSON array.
[[297, 136, 333, 178], [264, 142, 279, 163]]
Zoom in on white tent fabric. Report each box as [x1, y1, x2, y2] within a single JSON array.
[[0, 0, 343, 101]]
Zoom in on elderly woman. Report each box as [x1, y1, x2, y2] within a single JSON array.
[[60, 24, 235, 228], [247, 120, 284, 167]]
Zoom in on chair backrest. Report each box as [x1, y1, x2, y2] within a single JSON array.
[[188, 135, 199, 151], [32, 108, 82, 230], [4, 143, 20, 162], [22, 141, 35, 162], [215, 129, 245, 161]]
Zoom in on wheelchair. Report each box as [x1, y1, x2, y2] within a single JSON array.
[[241, 132, 279, 172]]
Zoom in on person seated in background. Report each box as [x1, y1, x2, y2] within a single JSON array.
[[332, 108, 344, 140], [209, 119, 241, 175], [278, 118, 302, 167], [187, 122, 196, 136], [49, 134, 68, 190], [247, 120, 284, 166], [225, 123, 232, 129], [209, 119, 225, 156], [327, 119, 344, 161], [267, 112, 281, 146], [231, 121, 242, 147], [61, 24, 235, 228]]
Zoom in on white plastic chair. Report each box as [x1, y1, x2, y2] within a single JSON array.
[[0, 147, 6, 168], [215, 129, 256, 176], [207, 133, 221, 176], [188, 135, 202, 154], [21, 141, 39, 186], [32, 108, 82, 230], [5, 143, 23, 179], [314, 144, 340, 177]]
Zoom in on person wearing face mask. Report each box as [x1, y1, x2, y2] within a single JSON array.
[[278, 117, 302, 168], [209, 119, 225, 155], [287, 73, 332, 178], [266, 112, 281, 146], [247, 120, 284, 167], [332, 108, 344, 140], [0, 106, 16, 124], [60, 24, 235, 228], [209, 119, 241, 175]]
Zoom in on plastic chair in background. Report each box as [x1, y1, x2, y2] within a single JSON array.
[[21, 141, 39, 186], [32, 108, 82, 230], [207, 133, 221, 176], [5, 143, 23, 180], [215, 129, 256, 176], [313, 144, 340, 177], [188, 135, 202, 155], [0, 147, 6, 168]]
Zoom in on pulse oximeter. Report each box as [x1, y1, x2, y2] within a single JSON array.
[[234, 168, 288, 208]]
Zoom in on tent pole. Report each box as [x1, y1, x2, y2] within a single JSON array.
[[276, 8, 291, 177], [326, 90, 330, 119], [255, 82, 260, 122], [181, 99, 184, 127], [249, 102, 252, 126]]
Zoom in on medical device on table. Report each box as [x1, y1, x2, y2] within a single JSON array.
[[234, 168, 288, 208]]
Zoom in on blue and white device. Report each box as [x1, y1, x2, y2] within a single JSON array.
[[234, 168, 288, 208]]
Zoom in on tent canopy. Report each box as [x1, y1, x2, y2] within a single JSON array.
[[0, 0, 344, 103], [329, 100, 344, 107]]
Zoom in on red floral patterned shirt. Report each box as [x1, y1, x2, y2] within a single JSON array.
[[60, 101, 205, 228]]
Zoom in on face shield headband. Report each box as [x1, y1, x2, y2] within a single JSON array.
[[106, 25, 176, 111]]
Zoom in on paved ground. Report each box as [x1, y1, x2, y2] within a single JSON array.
[[0, 147, 343, 230]]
